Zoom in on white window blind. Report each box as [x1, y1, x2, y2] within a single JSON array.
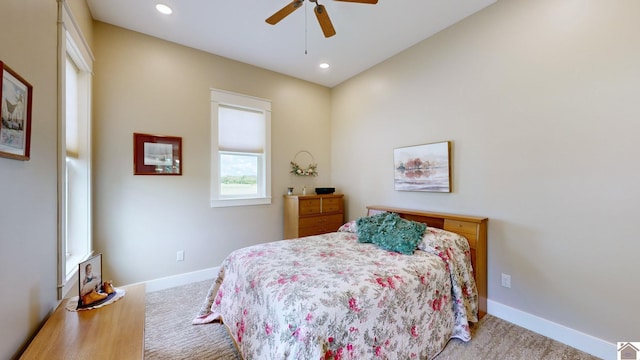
[[218, 105, 265, 153]]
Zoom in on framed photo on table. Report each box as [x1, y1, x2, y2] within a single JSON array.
[[78, 254, 103, 307], [133, 133, 182, 175], [0, 61, 33, 161]]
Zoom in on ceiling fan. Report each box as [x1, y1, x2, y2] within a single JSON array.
[[266, 0, 378, 38]]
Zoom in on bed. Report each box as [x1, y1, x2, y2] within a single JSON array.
[[195, 206, 488, 359]]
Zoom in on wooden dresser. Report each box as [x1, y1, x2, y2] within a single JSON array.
[[284, 194, 344, 239]]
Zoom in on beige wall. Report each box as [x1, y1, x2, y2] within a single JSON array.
[[92, 22, 332, 285], [332, 0, 639, 345], [0, 0, 93, 358], [4, 0, 637, 357]]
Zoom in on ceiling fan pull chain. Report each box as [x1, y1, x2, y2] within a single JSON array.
[[305, 0, 308, 54]]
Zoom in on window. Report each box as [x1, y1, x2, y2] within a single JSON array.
[[58, 1, 93, 299], [211, 89, 271, 207]]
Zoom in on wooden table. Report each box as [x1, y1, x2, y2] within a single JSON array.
[[20, 283, 146, 359]]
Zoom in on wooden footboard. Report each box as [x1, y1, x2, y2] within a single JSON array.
[[366, 206, 488, 319]]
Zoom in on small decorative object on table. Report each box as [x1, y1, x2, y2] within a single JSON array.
[[290, 150, 318, 176], [287, 187, 294, 195], [70, 253, 125, 311]]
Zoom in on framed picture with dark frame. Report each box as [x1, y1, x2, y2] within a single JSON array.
[[0, 61, 33, 161], [133, 133, 182, 175], [394, 141, 452, 193]]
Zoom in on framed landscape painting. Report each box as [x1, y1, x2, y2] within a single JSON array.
[[394, 141, 451, 193]]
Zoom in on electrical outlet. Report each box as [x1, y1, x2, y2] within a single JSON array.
[[501, 273, 511, 288], [177, 250, 184, 261]]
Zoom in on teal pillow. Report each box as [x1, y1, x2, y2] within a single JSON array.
[[373, 215, 426, 255], [355, 212, 393, 243]]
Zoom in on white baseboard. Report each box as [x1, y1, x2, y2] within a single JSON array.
[[487, 299, 615, 360], [141, 267, 219, 293]]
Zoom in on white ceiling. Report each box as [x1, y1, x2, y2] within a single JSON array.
[[86, 0, 496, 88]]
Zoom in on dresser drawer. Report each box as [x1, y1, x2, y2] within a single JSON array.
[[322, 197, 343, 213], [299, 198, 321, 215], [299, 213, 344, 228], [299, 226, 329, 237], [298, 217, 344, 237]]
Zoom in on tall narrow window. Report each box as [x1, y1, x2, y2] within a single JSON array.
[[64, 54, 91, 277], [211, 89, 271, 207], [58, 1, 93, 299]]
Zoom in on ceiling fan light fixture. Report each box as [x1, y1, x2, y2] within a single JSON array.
[[266, 0, 376, 38], [155, 3, 173, 15]]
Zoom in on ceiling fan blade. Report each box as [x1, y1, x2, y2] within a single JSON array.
[[266, 0, 304, 25], [333, 0, 378, 3], [314, 4, 336, 38]]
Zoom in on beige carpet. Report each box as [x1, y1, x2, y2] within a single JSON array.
[[145, 280, 600, 360]]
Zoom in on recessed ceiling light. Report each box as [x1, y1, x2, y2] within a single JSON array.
[[319, 63, 330, 69], [156, 4, 173, 15]]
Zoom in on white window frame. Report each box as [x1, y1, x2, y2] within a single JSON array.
[[210, 89, 271, 208], [57, 0, 94, 299]]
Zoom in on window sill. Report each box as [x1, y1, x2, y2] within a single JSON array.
[[211, 196, 271, 208]]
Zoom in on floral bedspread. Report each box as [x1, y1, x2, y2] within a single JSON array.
[[195, 230, 478, 360]]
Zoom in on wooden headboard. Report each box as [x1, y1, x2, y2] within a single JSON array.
[[367, 206, 488, 319]]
